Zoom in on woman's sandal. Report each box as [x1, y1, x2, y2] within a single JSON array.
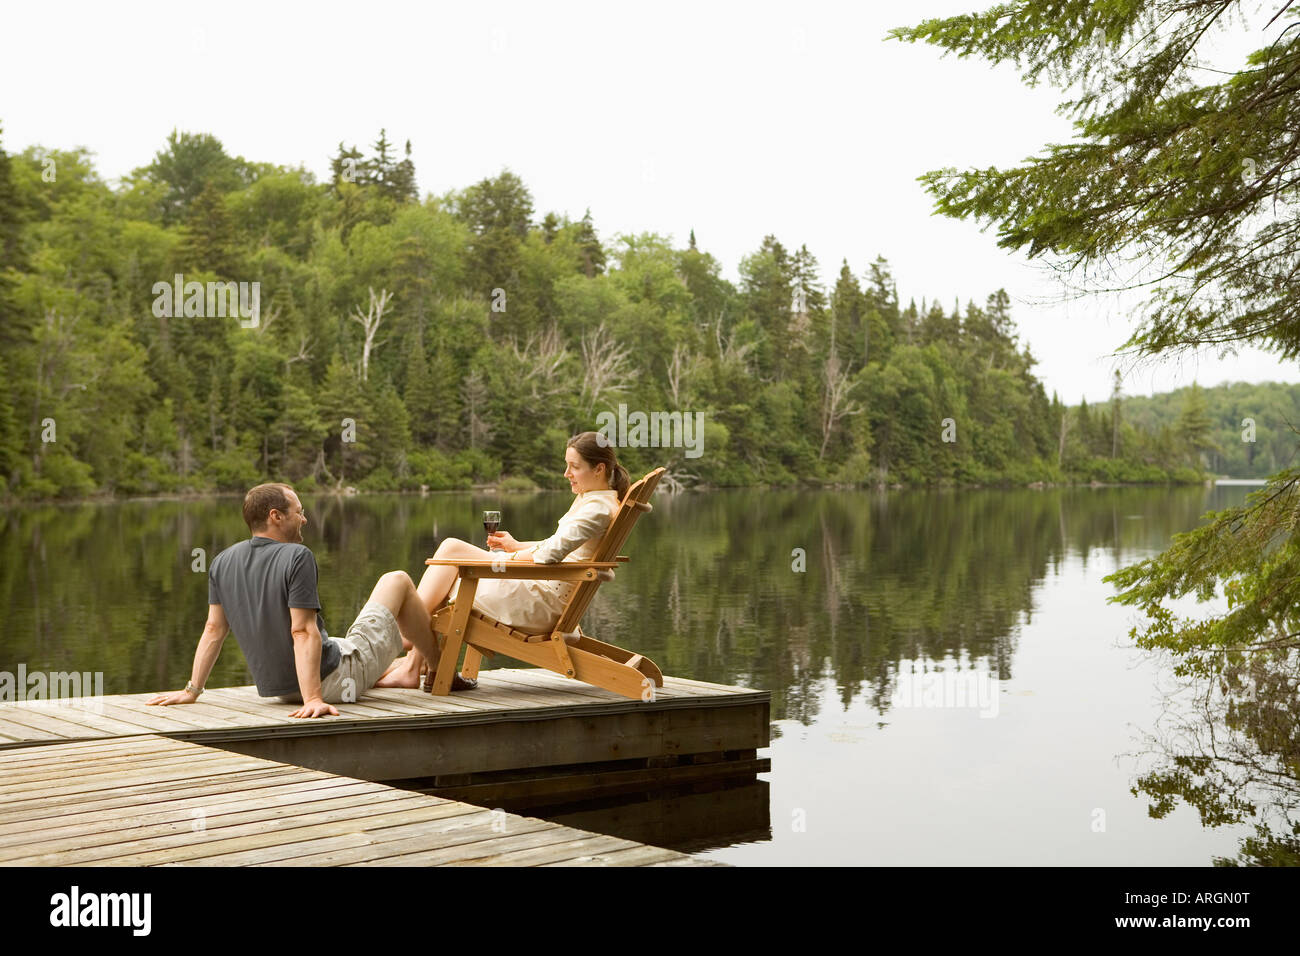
[[418, 658, 477, 693]]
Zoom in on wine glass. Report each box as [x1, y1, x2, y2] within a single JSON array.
[[482, 510, 501, 550]]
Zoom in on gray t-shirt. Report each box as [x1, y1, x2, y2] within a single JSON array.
[[208, 536, 342, 697]]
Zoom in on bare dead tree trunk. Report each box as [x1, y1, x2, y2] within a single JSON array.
[[580, 322, 633, 417], [509, 326, 569, 401], [349, 287, 393, 382], [712, 310, 754, 368], [819, 353, 862, 460], [666, 343, 697, 406], [285, 333, 314, 370], [1057, 412, 1071, 468], [254, 304, 281, 336]]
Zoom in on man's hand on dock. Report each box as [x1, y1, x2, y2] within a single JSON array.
[[289, 697, 338, 719], [147, 689, 199, 706]]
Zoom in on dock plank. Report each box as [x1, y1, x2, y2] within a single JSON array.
[[0, 753, 279, 801], [188, 804, 490, 866], [4, 699, 169, 736], [0, 788, 421, 863], [344, 819, 566, 866], [0, 780, 385, 850], [199, 687, 456, 724], [4, 766, 322, 816], [255, 809, 543, 867], [0, 718, 66, 742], [551, 844, 687, 866], [0, 769, 339, 830], [108, 696, 266, 730], [0, 704, 143, 740], [0, 733, 181, 765], [4, 792, 434, 865], [460, 833, 643, 866]]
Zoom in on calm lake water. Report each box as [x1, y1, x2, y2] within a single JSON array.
[[2, 483, 1293, 865]]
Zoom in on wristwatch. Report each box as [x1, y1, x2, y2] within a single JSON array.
[[185, 680, 204, 698]]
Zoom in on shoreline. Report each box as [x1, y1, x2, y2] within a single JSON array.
[[0, 474, 1260, 507]]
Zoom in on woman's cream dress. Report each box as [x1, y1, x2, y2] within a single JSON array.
[[448, 489, 620, 634]]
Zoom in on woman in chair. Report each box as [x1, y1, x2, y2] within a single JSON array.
[[377, 431, 630, 690]]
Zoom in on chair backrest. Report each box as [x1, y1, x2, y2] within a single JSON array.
[[553, 466, 664, 634]]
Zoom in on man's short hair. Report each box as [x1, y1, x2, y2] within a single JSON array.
[[243, 483, 294, 532]]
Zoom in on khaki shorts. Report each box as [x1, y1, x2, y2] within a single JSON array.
[[277, 601, 403, 705]]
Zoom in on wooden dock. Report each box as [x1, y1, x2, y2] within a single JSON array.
[[0, 735, 721, 866], [0, 667, 769, 865], [0, 668, 768, 775]]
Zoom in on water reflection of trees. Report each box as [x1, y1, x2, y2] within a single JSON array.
[[1128, 650, 1300, 866], [597, 484, 1245, 725], [0, 484, 1247, 717]]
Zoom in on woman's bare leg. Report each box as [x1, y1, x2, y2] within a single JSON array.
[[417, 537, 492, 612], [380, 538, 494, 686]]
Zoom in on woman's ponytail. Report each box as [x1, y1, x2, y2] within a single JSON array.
[[611, 463, 631, 500], [568, 431, 632, 499]]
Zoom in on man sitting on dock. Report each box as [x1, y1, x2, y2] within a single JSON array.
[[148, 482, 475, 719]]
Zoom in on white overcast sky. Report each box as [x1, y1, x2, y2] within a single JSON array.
[[4, 0, 1296, 404]]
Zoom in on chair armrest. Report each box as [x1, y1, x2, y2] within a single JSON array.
[[423, 558, 619, 582]]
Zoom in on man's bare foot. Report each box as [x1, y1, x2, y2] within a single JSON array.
[[375, 654, 421, 688]]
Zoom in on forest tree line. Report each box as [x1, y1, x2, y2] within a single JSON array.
[[0, 126, 1257, 501]]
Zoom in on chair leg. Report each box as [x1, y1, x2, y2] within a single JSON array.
[[462, 646, 483, 680], [430, 578, 477, 695]]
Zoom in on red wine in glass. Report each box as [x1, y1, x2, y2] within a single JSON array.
[[482, 510, 501, 549]]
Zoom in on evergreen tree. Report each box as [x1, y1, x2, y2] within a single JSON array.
[[1110, 370, 1122, 458], [403, 342, 438, 444], [541, 212, 560, 244], [1074, 397, 1092, 461], [427, 347, 462, 450], [739, 234, 794, 379], [1175, 382, 1216, 468], [387, 139, 418, 202], [454, 169, 534, 302], [317, 352, 374, 483], [174, 181, 241, 277], [575, 208, 605, 277], [830, 261, 866, 368], [369, 129, 394, 186], [330, 141, 365, 193], [863, 255, 899, 361]]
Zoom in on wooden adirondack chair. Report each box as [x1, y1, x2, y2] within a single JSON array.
[[421, 467, 666, 699]]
